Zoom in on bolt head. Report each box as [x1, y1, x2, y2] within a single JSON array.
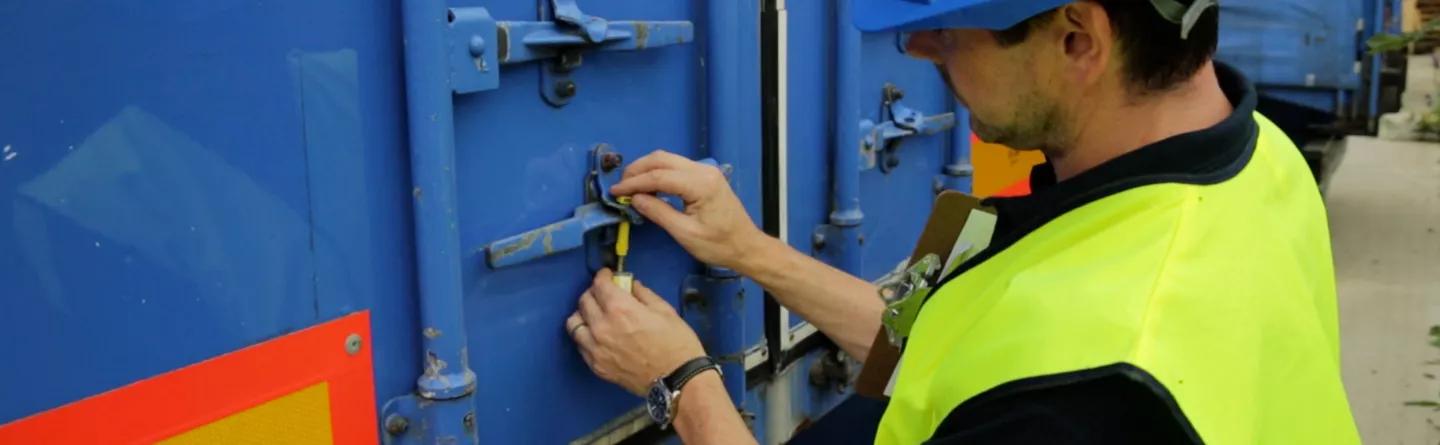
[[344, 333, 362, 355], [600, 152, 623, 172], [555, 80, 578, 98], [384, 414, 410, 435], [463, 412, 476, 431], [811, 232, 827, 249], [469, 35, 486, 57]]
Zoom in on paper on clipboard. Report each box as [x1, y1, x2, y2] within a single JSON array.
[[943, 209, 997, 276], [856, 191, 996, 399]]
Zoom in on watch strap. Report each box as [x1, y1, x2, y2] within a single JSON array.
[[663, 356, 722, 393]]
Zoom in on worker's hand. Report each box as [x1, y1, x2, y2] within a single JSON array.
[[611, 150, 769, 271], [567, 268, 706, 396]]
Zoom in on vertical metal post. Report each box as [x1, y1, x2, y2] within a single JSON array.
[[943, 103, 974, 194], [399, 0, 477, 442], [703, 0, 751, 405], [1367, 0, 1386, 129], [826, 0, 864, 274]]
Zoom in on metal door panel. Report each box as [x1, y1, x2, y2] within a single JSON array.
[[453, 1, 764, 442], [0, 0, 421, 426]]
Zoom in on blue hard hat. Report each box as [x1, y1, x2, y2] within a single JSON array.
[[852, 0, 1074, 32]]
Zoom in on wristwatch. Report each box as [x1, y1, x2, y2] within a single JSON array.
[[646, 356, 723, 429]]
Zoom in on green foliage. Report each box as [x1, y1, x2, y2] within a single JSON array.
[[1368, 19, 1440, 54], [1407, 326, 1440, 425]]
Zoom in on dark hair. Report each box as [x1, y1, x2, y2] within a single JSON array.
[[991, 1, 1219, 92]]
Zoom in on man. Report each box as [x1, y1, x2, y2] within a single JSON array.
[[564, 0, 1361, 443]]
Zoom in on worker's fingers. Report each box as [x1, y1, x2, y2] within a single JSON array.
[[591, 268, 639, 312], [621, 150, 695, 179], [578, 290, 605, 329], [567, 312, 598, 350], [631, 280, 673, 312], [629, 194, 701, 239], [611, 170, 700, 204], [565, 312, 584, 334]]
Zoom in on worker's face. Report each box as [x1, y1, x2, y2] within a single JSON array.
[[906, 28, 1062, 149], [904, 5, 1114, 150]]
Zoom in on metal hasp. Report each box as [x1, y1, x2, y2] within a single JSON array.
[[815, 0, 865, 275], [446, 0, 695, 106], [485, 145, 723, 269], [485, 145, 639, 268], [389, 0, 478, 444], [860, 83, 957, 172]]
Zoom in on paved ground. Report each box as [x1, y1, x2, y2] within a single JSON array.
[[1331, 136, 1440, 445]]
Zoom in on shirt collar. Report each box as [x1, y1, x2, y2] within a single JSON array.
[[983, 62, 1259, 237]]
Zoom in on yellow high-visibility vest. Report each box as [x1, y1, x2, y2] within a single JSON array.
[[876, 111, 1359, 444]]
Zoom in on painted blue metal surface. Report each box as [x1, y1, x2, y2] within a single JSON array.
[[1215, 0, 1397, 122], [0, 0, 764, 443], [821, 0, 868, 279], [0, 0, 421, 426], [1216, 0, 1362, 92], [943, 104, 975, 194], [789, 0, 956, 329], [395, 0, 480, 441]]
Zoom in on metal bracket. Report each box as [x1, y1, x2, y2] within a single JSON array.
[[446, 0, 694, 106], [381, 394, 476, 445], [859, 84, 957, 172], [484, 145, 726, 269], [485, 144, 638, 268], [681, 267, 748, 404]]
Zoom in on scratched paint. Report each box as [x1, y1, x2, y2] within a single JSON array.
[[633, 22, 649, 49]]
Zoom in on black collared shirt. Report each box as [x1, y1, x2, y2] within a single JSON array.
[[923, 63, 1259, 445]]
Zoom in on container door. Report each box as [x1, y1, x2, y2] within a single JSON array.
[[0, 0, 421, 431], [766, 0, 971, 430], [453, 1, 764, 442]]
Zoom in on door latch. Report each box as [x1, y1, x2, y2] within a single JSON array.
[[446, 0, 695, 106], [859, 83, 957, 172], [485, 145, 725, 269]]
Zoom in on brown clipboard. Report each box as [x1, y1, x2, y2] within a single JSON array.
[[854, 190, 992, 399]]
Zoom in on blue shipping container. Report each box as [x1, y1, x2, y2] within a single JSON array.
[[0, 0, 967, 443]]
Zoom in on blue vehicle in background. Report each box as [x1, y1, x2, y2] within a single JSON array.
[[1217, 0, 1406, 182]]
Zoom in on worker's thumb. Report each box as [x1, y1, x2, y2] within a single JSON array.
[[631, 194, 699, 239]]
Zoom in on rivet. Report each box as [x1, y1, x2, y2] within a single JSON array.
[[555, 80, 578, 98], [344, 333, 362, 355], [385, 414, 410, 435], [469, 35, 486, 57]]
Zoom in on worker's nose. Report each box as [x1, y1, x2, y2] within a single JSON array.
[[903, 30, 946, 63]]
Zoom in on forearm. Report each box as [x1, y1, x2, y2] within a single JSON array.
[[734, 235, 883, 363], [672, 372, 757, 445]]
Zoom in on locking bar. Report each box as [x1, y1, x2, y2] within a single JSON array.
[[484, 145, 724, 269], [446, 0, 695, 107], [859, 83, 957, 172], [486, 202, 623, 268]]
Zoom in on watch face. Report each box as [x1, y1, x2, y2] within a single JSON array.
[[646, 383, 671, 424]]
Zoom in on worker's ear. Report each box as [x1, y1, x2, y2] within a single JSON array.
[[1054, 3, 1114, 88]]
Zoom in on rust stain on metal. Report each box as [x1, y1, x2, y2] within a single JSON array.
[[423, 351, 448, 378], [633, 22, 649, 49], [424, 327, 442, 339], [542, 226, 555, 254], [489, 230, 541, 262], [489, 220, 568, 264]]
